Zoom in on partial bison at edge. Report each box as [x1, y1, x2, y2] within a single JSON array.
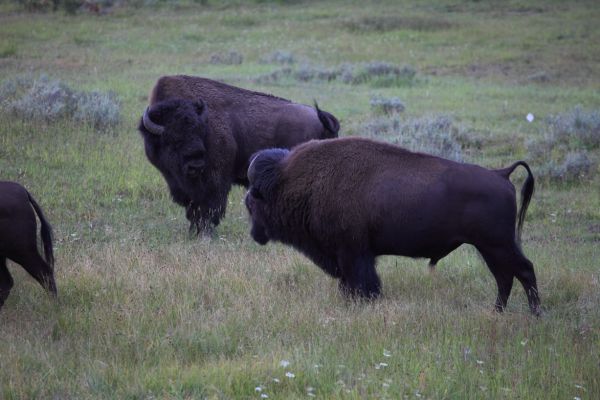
[[0, 181, 56, 309], [138, 75, 340, 235], [245, 137, 541, 316]]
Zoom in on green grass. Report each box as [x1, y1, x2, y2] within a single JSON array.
[[1, 1, 599, 398]]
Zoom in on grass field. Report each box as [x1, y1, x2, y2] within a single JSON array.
[[0, 0, 599, 398]]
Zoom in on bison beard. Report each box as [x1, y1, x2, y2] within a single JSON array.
[[245, 137, 541, 316], [137, 75, 340, 235]]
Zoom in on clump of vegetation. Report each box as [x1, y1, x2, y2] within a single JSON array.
[[209, 51, 243, 65], [363, 115, 465, 162], [370, 95, 405, 115], [260, 50, 296, 65], [342, 15, 453, 33], [293, 65, 339, 82], [255, 61, 417, 87], [339, 62, 417, 87], [0, 74, 121, 130], [527, 106, 599, 182]]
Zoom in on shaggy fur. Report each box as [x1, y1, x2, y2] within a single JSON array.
[[0, 181, 56, 309], [245, 137, 541, 315], [138, 75, 340, 234]]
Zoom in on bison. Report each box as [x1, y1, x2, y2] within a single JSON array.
[[0, 181, 56, 309], [245, 137, 541, 315], [138, 75, 340, 234]]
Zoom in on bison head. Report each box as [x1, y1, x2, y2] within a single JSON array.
[[245, 148, 289, 245], [138, 98, 212, 229]]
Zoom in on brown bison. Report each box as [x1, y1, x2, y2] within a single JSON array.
[[245, 137, 541, 315], [0, 181, 56, 309], [138, 75, 340, 234]]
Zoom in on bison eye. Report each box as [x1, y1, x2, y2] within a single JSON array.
[[184, 160, 205, 178]]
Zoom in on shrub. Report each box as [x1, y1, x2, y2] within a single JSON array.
[[342, 16, 453, 33], [340, 62, 416, 87], [369, 95, 405, 115], [526, 106, 599, 183], [260, 50, 295, 65], [209, 51, 243, 65], [255, 62, 417, 87], [293, 65, 339, 82], [254, 68, 292, 85], [0, 74, 121, 130], [363, 115, 464, 162]]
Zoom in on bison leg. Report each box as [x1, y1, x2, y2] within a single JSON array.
[[0, 257, 13, 309], [337, 252, 381, 299], [477, 245, 515, 313], [478, 243, 540, 316], [9, 251, 57, 297], [512, 248, 541, 316]]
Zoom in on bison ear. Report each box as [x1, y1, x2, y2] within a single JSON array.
[[194, 99, 208, 126]]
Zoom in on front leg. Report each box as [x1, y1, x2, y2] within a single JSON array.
[[337, 251, 381, 299]]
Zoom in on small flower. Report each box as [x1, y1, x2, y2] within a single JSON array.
[[261, 394, 268, 399], [476, 360, 484, 365], [273, 378, 280, 383], [285, 372, 295, 378], [527, 113, 535, 122], [255, 386, 262, 392], [520, 339, 528, 346], [280, 360, 290, 368], [383, 349, 392, 357]]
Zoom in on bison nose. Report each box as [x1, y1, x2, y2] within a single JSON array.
[[184, 161, 205, 178]]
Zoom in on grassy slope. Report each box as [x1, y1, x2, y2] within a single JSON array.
[[0, 0, 599, 398]]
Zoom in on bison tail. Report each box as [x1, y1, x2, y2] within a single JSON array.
[[497, 161, 535, 247], [314, 101, 340, 138], [27, 192, 55, 269]]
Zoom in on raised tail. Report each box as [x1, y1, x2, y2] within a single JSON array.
[[314, 101, 340, 138], [496, 161, 535, 246], [27, 192, 55, 269]]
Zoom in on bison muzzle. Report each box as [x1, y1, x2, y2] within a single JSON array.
[[245, 137, 541, 316]]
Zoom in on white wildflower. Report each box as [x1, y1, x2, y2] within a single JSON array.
[[285, 372, 295, 378], [527, 113, 534, 122], [280, 360, 290, 368]]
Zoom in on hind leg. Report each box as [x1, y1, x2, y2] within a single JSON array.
[[0, 257, 13, 309], [476, 245, 515, 313], [512, 248, 541, 316], [338, 251, 381, 299], [477, 243, 540, 315], [9, 251, 57, 297]]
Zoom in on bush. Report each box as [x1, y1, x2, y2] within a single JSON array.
[[255, 62, 417, 88], [370, 95, 405, 115], [526, 106, 599, 183], [363, 115, 464, 162], [342, 16, 453, 33], [209, 51, 243, 65], [260, 50, 295, 65], [340, 62, 416, 87], [0, 74, 121, 130]]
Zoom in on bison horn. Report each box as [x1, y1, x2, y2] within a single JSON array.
[[142, 107, 164, 135]]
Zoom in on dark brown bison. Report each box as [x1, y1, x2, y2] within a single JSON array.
[[0, 181, 56, 309], [138, 75, 340, 234], [245, 137, 541, 315]]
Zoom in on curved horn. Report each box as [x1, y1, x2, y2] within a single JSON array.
[[247, 153, 260, 184], [142, 107, 164, 135]]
